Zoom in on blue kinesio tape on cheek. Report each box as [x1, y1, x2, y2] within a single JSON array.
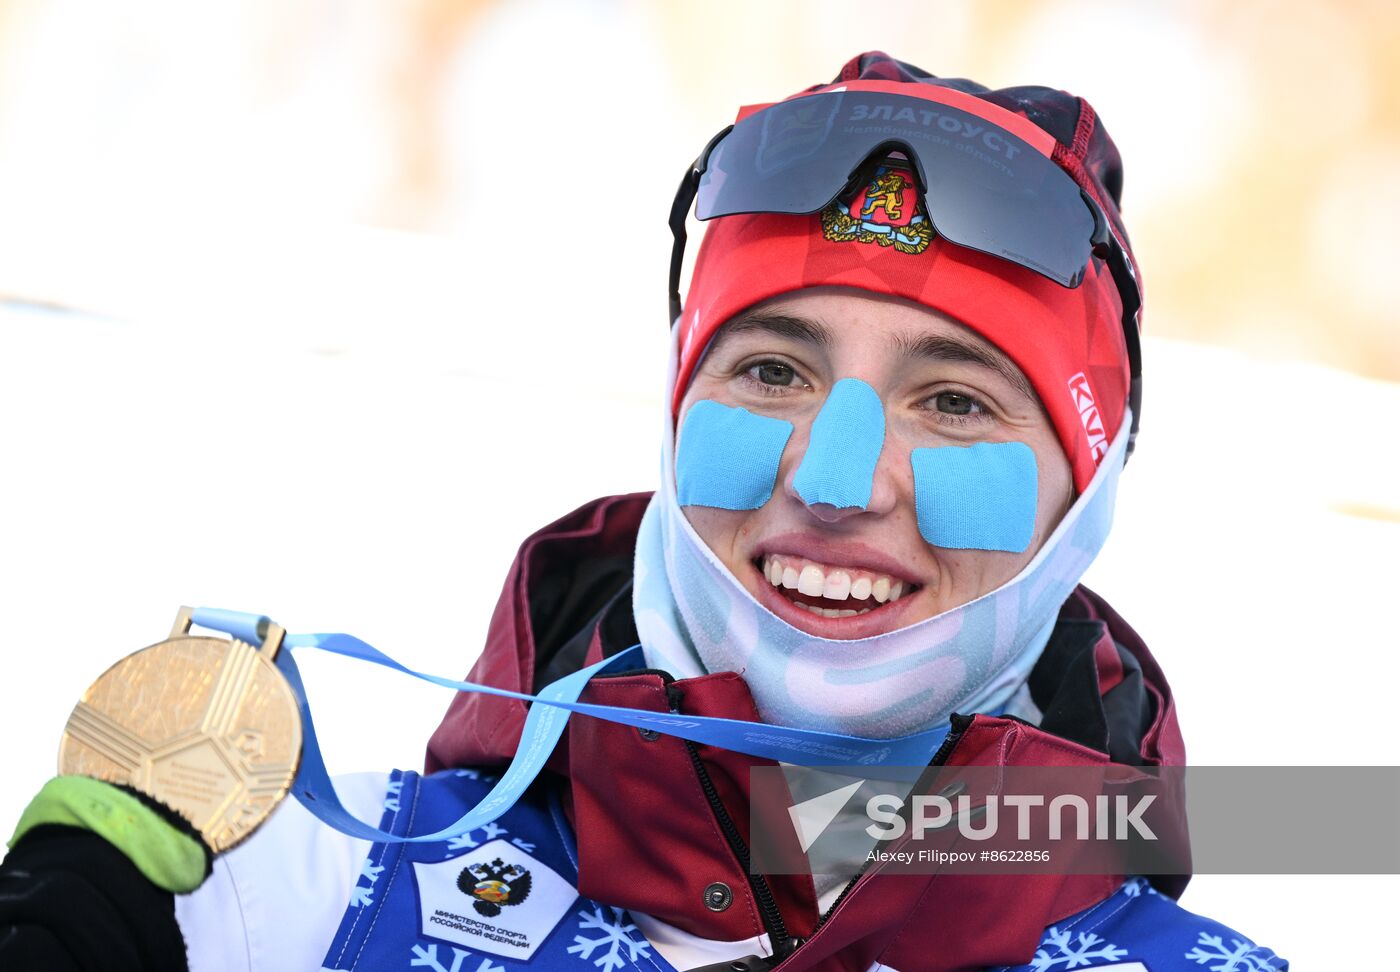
[[911, 442, 1039, 552], [793, 378, 886, 509], [676, 400, 794, 510]]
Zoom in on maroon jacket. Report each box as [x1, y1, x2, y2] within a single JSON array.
[[426, 494, 1189, 972]]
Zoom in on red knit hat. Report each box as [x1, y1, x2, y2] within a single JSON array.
[[675, 53, 1139, 493]]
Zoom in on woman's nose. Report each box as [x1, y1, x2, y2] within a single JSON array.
[[785, 378, 899, 520]]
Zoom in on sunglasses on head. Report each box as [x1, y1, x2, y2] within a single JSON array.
[[667, 87, 1143, 457]]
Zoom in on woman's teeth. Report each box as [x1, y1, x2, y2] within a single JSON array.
[[760, 554, 909, 619]]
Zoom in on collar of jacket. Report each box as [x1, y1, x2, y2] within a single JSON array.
[[426, 494, 1190, 972]]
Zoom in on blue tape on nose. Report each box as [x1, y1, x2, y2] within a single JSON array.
[[911, 442, 1039, 552], [793, 378, 886, 510], [676, 400, 794, 510]]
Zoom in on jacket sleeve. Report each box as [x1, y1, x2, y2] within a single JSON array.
[[0, 771, 389, 972], [176, 771, 386, 972]]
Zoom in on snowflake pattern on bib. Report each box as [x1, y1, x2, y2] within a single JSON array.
[[1184, 932, 1282, 971], [321, 769, 674, 972], [321, 772, 1284, 972], [1029, 927, 1128, 969], [992, 878, 1286, 972], [343, 775, 412, 911], [410, 942, 508, 972], [566, 905, 654, 972]]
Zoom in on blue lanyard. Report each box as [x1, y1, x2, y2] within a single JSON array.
[[191, 607, 951, 843]]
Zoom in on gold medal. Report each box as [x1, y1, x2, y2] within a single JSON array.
[[58, 607, 302, 853]]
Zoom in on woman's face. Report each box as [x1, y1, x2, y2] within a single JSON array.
[[678, 287, 1074, 640]]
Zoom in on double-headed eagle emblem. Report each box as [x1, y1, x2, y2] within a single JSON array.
[[457, 857, 533, 917]]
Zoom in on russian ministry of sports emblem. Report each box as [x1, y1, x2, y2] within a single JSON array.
[[459, 857, 533, 917]]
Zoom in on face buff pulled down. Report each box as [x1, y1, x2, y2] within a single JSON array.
[[635, 363, 1129, 740]]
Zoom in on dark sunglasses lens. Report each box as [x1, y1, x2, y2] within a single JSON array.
[[694, 91, 1094, 287], [695, 94, 872, 218], [918, 130, 1095, 287]]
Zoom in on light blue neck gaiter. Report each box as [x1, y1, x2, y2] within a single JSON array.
[[632, 401, 1131, 741]]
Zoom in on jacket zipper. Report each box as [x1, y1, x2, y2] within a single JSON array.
[[665, 684, 798, 961], [804, 715, 973, 940], [619, 672, 970, 967], [681, 737, 796, 959]]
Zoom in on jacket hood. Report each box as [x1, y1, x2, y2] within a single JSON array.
[[426, 494, 1189, 971]]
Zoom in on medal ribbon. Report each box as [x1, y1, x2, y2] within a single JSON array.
[[188, 607, 950, 844]]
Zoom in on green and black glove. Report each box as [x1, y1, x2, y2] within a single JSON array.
[[1, 776, 214, 971]]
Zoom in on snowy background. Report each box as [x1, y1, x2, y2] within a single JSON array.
[[1, 1, 1397, 966]]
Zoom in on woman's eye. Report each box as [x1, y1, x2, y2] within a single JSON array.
[[932, 391, 983, 416], [748, 361, 800, 387]]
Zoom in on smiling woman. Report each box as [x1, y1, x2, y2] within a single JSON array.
[[634, 286, 1099, 749], [0, 50, 1289, 972], [679, 289, 1074, 637]]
